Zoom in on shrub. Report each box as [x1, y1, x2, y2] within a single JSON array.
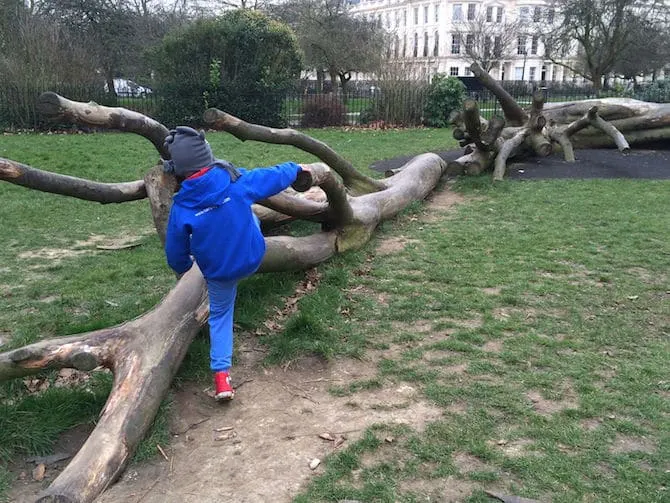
[[635, 80, 670, 103], [300, 94, 346, 127], [423, 74, 466, 128], [360, 81, 428, 127], [150, 10, 302, 127]]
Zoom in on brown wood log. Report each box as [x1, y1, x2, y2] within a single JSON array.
[[37, 92, 170, 159], [470, 63, 528, 126], [202, 108, 385, 196], [0, 157, 146, 203], [494, 129, 530, 181]]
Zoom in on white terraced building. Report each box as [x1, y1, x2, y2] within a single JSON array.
[[349, 0, 578, 82]]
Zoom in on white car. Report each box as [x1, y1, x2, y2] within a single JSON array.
[[105, 78, 152, 98]]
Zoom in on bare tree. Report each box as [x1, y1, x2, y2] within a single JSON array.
[[543, 0, 669, 90], [451, 12, 524, 73], [268, 0, 388, 93]]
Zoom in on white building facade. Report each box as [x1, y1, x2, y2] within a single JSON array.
[[350, 0, 575, 82]]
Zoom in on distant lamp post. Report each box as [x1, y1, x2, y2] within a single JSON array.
[[520, 49, 528, 81]]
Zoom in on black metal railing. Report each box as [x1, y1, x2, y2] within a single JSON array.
[[1, 79, 667, 131]]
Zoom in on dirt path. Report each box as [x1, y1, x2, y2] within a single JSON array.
[[8, 341, 442, 503]]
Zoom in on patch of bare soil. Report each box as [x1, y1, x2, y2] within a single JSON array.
[[400, 475, 477, 502], [424, 187, 467, 211], [376, 235, 420, 256], [28, 350, 438, 503], [526, 386, 579, 417], [489, 438, 537, 459], [609, 435, 657, 455], [16, 232, 151, 262], [452, 452, 491, 474]]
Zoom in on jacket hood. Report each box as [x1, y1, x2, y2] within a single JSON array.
[[173, 163, 233, 209]]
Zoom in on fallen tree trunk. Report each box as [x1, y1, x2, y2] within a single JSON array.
[[450, 63, 670, 180], [0, 93, 446, 503]]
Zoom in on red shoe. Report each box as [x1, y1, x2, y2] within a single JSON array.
[[214, 371, 235, 401]]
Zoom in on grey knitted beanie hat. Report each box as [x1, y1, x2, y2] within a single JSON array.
[[163, 126, 215, 177]]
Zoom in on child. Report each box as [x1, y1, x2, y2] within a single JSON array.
[[163, 126, 307, 401]]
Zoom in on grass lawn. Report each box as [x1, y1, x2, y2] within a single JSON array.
[[1, 128, 668, 502]]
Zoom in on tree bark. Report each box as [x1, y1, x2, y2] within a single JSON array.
[[0, 158, 146, 203]]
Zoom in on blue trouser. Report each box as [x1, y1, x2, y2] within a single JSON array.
[[206, 278, 238, 372]]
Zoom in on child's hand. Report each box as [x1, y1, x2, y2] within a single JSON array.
[[299, 164, 312, 173]]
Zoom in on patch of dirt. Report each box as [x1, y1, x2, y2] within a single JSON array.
[[609, 435, 657, 455], [424, 188, 467, 211], [391, 319, 434, 334], [0, 331, 8, 347], [526, 387, 579, 417], [399, 475, 477, 502], [83, 353, 440, 503], [445, 401, 468, 415], [482, 340, 504, 353], [580, 418, 602, 431], [481, 287, 502, 296], [489, 438, 536, 458], [18, 248, 94, 261], [7, 424, 93, 498], [376, 235, 420, 256], [434, 316, 484, 330], [452, 452, 491, 474], [16, 232, 151, 262]]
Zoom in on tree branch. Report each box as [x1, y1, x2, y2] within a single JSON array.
[[37, 92, 170, 158], [470, 62, 528, 126], [0, 158, 147, 203], [493, 129, 530, 181], [202, 108, 386, 195]]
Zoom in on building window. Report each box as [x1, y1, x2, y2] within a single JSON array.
[[533, 6, 541, 22], [515, 66, 523, 80], [451, 34, 461, 54], [529, 66, 536, 81], [385, 12, 390, 28], [519, 6, 529, 21], [517, 35, 527, 55], [531, 36, 538, 55], [467, 3, 476, 20], [496, 6, 503, 22], [435, 3, 439, 22], [494, 36, 502, 54], [486, 6, 493, 22], [403, 9, 407, 27], [466, 33, 474, 52], [453, 3, 462, 21], [547, 8, 555, 23], [424, 32, 429, 56], [450, 66, 459, 76], [552, 65, 557, 81], [424, 5, 428, 24], [414, 7, 419, 25], [434, 31, 439, 56], [484, 36, 491, 55], [413, 33, 418, 57], [402, 37, 407, 57], [394, 36, 399, 58]]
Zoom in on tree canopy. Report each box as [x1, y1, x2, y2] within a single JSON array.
[[269, 0, 387, 91], [543, 0, 669, 89], [151, 9, 302, 126]]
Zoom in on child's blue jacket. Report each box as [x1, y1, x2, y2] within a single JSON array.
[[165, 161, 302, 280]]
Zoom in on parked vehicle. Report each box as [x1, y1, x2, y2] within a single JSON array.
[[104, 78, 152, 98]]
